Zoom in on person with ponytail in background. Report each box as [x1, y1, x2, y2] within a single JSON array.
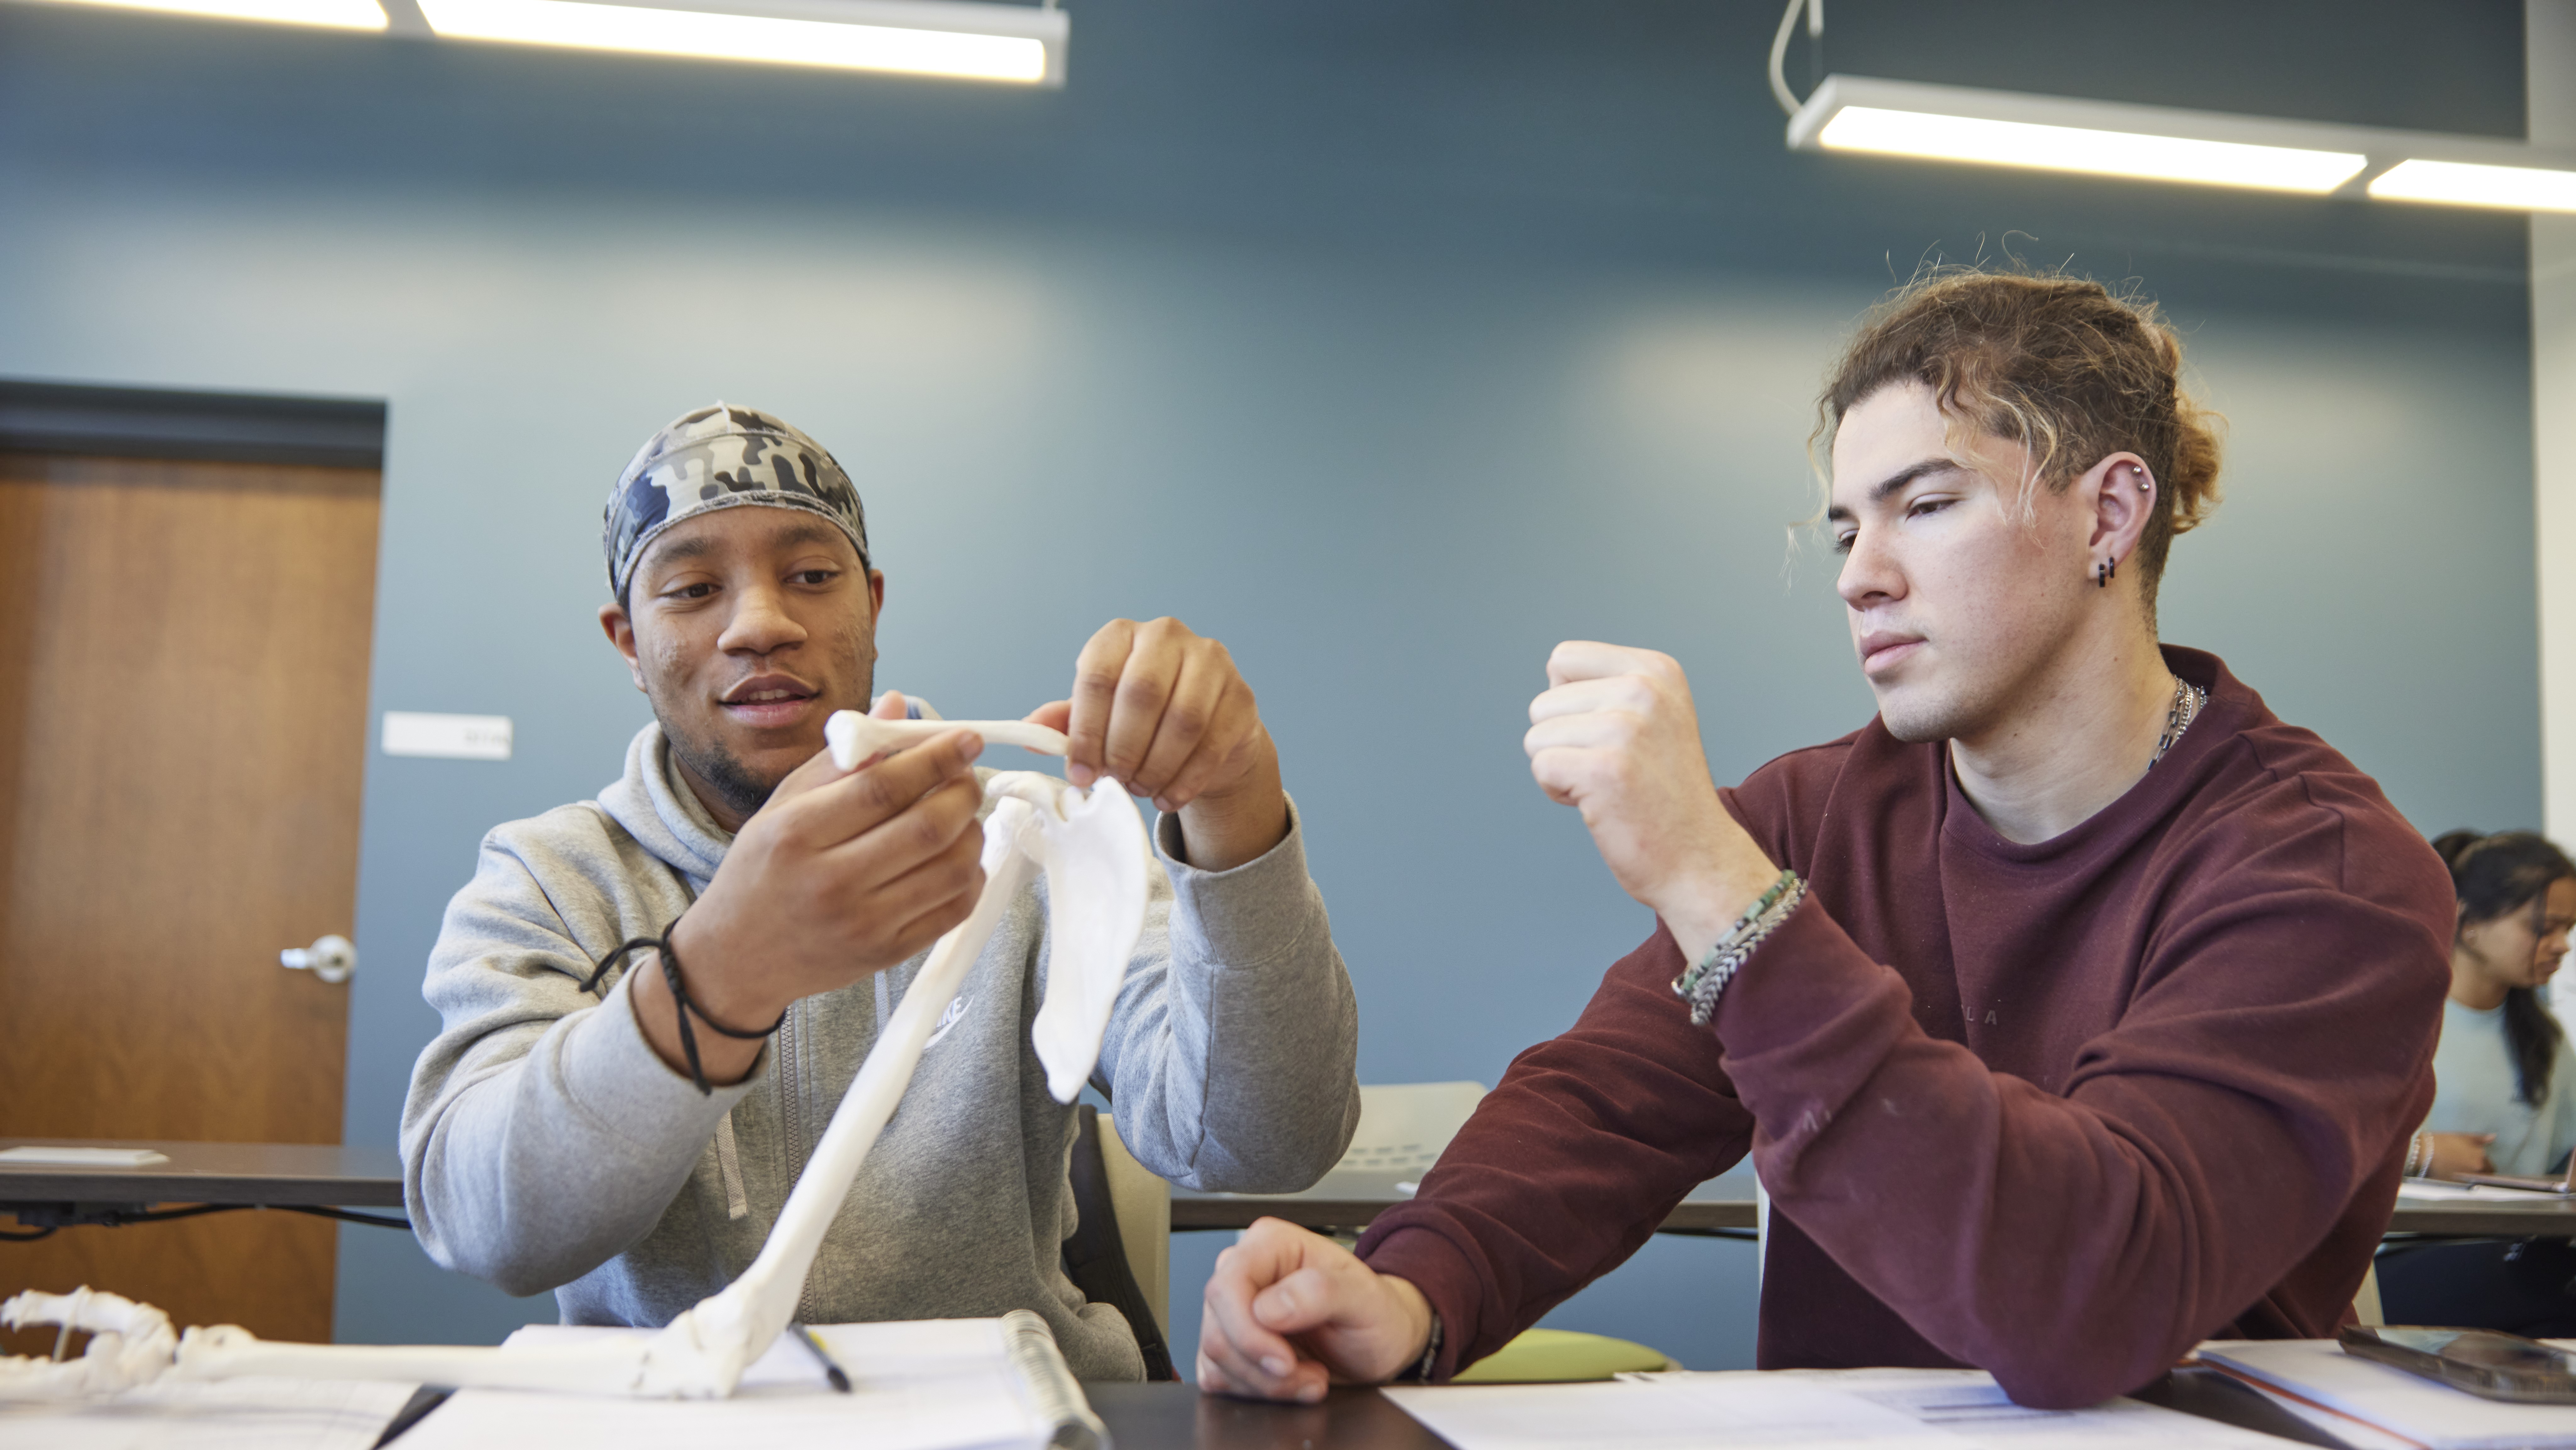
[[2415, 831, 2576, 1181], [2377, 830, 2576, 1335]]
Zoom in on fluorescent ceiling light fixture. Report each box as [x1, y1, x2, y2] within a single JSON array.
[[2368, 159, 2576, 214], [1792, 77, 2364, 195], [1788, 75, 2576, 210], [1816, 105, 2362, 194], [15, 0, 382, 29], [413, 0, 1064, 84]]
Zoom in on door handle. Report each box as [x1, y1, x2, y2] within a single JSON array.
[[280, 934, 356, 985]]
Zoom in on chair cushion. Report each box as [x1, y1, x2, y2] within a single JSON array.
[[1450, 1328, 1678, 1383]]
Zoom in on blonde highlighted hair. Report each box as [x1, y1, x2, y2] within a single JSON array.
[[1818, 269, 2224, 601]]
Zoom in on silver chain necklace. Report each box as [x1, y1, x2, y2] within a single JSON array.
[[2150, 675, 2210, 769]]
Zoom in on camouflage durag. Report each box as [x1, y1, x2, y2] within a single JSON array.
[[604, 403, 871, 600]]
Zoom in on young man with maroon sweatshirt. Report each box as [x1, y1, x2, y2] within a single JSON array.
[[1195, 272, 2454, 1409]]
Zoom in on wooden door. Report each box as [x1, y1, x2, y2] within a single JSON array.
[[0, 451, 380, 1350]]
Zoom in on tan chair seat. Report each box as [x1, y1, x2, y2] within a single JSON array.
[[1451, 1328, 1679, 1383]]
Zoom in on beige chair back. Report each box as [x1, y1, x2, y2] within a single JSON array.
[[1096, 1115, 1170, 1336], [1087, 1087, 1489, 1350], [1337, 1082, 1489, 1175]]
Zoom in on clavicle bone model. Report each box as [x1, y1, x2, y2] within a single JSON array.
[[824, 709, 1069, 769], [0, 710, 1148, 1401]]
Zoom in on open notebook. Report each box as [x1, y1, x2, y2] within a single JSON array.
[[393, 1313, 1102, 1450], [2201, 1338, 2576, 1450]]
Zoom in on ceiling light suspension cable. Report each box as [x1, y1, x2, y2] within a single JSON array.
[[1768, 0, 1821, 117]]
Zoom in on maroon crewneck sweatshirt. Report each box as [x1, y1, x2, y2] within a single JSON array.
[[1357, 648, 2451, 1408]]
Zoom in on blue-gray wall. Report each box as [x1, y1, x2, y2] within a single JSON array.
[[0, 0, 2537, 1373]]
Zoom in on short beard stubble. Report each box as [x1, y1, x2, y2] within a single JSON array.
[[665, 729, 782, 825]]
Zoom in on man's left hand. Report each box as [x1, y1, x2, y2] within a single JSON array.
[[1026, 617, 1287, 873], [1524, 641, 1781, 959]]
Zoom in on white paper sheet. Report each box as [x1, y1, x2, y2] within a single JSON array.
[[2218, 1377, 2421, 1450], [1386, 1368, 2292, 1450], [1649, 1370, 2293, 1449], [1384, 1378, 1955, 1450], [389, 1321, 1047, 1450], [0, 1374, 415, 1450]]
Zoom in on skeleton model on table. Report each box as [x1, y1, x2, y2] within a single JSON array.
[[0, 712, 1147, 1401]]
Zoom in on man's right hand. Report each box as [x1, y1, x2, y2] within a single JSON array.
[[1197, 1217, 1435, 1402], [630, 721, 991, 1085]]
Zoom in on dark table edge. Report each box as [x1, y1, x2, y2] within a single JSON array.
[[0, 1175, 406, 1207], [0, 1147, 2546, 1234], [1171, 1196, 2567, 1237], [378, 1375, 2373, 1448], [2384, 1206, 2576, 1236], [0, 1140, 406, 1208], [1171, 1198, 1760, 1233]]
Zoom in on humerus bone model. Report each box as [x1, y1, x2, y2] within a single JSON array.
[[0, 737, 1148, 1402]]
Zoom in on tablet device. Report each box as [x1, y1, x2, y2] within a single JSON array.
[[2340, 1325, 2576, 1402]]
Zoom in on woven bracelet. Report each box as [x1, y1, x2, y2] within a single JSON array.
[[1673, 870, 1801, 1000], [1672, 873, 1806, 1027]]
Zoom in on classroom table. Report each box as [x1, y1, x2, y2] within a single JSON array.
[[0, 1137, 404, 1229], [1174, 1166, 2565, 1239], [1104, 1375, 2346, 1449], [363, 1371, 2346, 1447], [0, 1140, 2518, 1447], [2384, 1190, 2576, 1238], [6, 1142, 2563, 1243], [5, 1140, 2564, 1246]]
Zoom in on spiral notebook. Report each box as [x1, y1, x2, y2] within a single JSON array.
[[390, 1311, 1105, 1450]]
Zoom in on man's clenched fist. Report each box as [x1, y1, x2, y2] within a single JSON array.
[[1524, 641, 1781, 962], [1196, 1217, 1435, 1402]]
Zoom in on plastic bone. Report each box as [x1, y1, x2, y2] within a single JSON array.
[[0, 770, 1150, 1402], [998, 776, 1152, 1102], [0, 1289, 176, 1397], [825, 711, 1068, 771]]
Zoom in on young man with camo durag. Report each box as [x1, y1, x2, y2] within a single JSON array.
[[403, 404, 1360, 1380]]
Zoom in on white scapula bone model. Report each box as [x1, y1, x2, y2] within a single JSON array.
[[1, 710, 1148, 1402]]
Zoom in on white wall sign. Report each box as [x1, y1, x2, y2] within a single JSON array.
[[382, 711, 513, 761]]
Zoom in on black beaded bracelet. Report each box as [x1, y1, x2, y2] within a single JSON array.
[[1393, 1311, 1444, 1384], [582, 928, 786, 1096]]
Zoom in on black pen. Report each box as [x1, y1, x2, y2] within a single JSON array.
[[789, 1322, 851, 1393]]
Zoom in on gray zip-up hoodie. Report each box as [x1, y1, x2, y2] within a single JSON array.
[[401, 722, 1360, 1379]]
